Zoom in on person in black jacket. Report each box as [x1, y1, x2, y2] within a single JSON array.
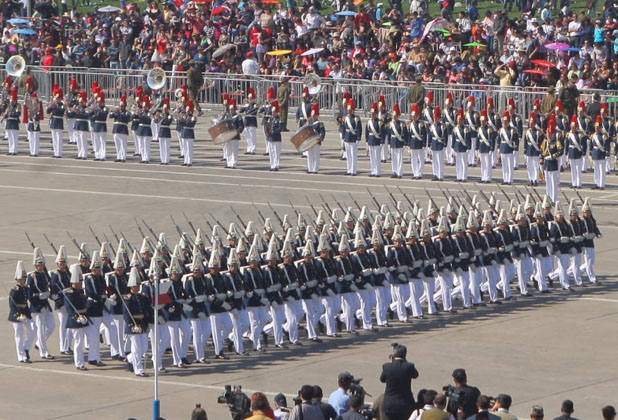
[[446, 368, 481, 420], [379, 343, 419, 420]]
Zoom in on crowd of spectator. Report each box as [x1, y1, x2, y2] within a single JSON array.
[[2, 0, 618, 90]]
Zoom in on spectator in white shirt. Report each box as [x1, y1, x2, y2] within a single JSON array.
[[304, 6, 326, 31], [242, 52, 260, 74]]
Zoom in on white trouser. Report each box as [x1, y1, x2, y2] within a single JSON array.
[[229, 309, 249, 353], [76, 131, 88, 158], [128, 333, 147, 375], [567, 253, 583, 286], [356, 288, 373, 329], [468, 137, 477, 164], [225, 139, 239, 168], [544, 170, 560, 204], [27, 131, 40, 155], [247, 306, 269, 350], [345, 142, 358, 174], [33, 307, 55, 357], [549, 253, 570, 289], [114, 133, 127, 161], [93, 132, 106, 160], [391, 147, 403, 177], [68, 119, 76, 143], [469, 265, 483, 304], [269, 141, 282, 169], [177, 131, 184, 157], [491, 147, 499, 167], [453, 269, 472, 308], [390, 282, 409, 321], [527, 155, 540, 182], [283, 300, 301, 343], [514, 148, 521, 168], [183, 138, 193, 165], [455, 151, 468, 180], [381, 143, 389, 161], [110, 314, 127, 356], [321, 295, 340, 336], [580, 247, 597, 283], [480, 153, 492, 181], [51, 129, 63, 157], [483, 264, 500, 302], [211, 312, 234, 355], [418, 273, 438, 314], [265, 130, 271, 155], [307, 144, 321, 173], [70, 327, 85, 368], [593, 159, 606, 188], [151, 122, 160, 142], [502, 152, 514, 183], [7, 129, 19, 154], [166, 321, 182, 365], [570, 157, 583, 187], [514, 257, 530, 295], [57, 307, 72, 353], [369, 145, 382, 176], [374, 284, 390, 326], [245, 126, 257, 153], [497, 262, 515, 298], [434, 271, 453, 311], [159, 137, 171, 164], [432, 149, 444, 179], [446, 134, 454, 164], [406, 279, 424, 317], [140, 136, 151, 162], [534, 256, 551, 291], [12, 320, 35, 362], [559, 153, 567, 169], [340, 292, 359, 332], [132, 131, 140, 155], [87, 314, 120, 360], [263, 304, 285, 346], [302, 298, 320, 339], [410, 148, 424, 177], [189, 317, 210, 362]]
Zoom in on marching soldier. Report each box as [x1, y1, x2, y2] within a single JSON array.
[[566, 201, 585, 287], [263, 238, 287, 348], [206, 252, 234, 358], [566, 115, 586, 189], [498, 111, 519, 185], [124, 267, 153, 377], [390, 104, 408, 179], [580, 198, 601, 284], [224, 98, 244, 169], [530, 203, 552, 292], [480, 211, 501, 304], [90, 92, 108, 161], [443, 92, 457, 166], [335, 92, 351, 160], [452, 110, 471, 182], [405, 222, 427, 319], [244, 237, 269, 351], [541, 115, 564, 203], [25, 91, 43, 157], [433, 218, 457, 312], [4, 87, 20, 155], [548, 202, 572, 291], [164, 254, 191, 369], [554, 100, 569, 170], [9, 261, 35, 363], [184, 247, 210, 365], [340, 99, 362, 176], [64, 264, 90, 370], [367, 226, 391, 326], [477, 109, 496, 183], [297, 240, 322, 343], [408, 104, 426, 180], [266, 101, 284, 171], [387, 226, 411, 322], [316, 233, 340, 336], [511, 206, 533, 297], [306, 103, 325, 174], [67, 78, 80, 145], [50, 246, 72, 355], [296, 87, 312, 128], [28, 248, 56, 360], [366, 103, 384, 177], [279, 238, 303, 345], [524, 112, 544, 186], [175, 86, 187, 158], [429, 106, 446, 181], [130, 86, 144, 157], [72, 91, 91, 159], [241, 87, 258, 155], [590, 115, 610, 190], [156, 98, 173, 165], [452, 216, 473, 309], [224, 249, 251, 354], [180, 99, 197, 167], [351, 230, 377, 331], [465, 212, 485, 306], [47, 88, 65, 158], [336, 233, 361, 335]]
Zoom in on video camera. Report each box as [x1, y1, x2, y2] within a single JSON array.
[[442, 385, 463, 409], [359, 404, 377, 420], [217, 385, 252, 420]]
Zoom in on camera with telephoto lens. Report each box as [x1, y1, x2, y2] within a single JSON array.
[[359, 404, 377, 420], [217, 385, 251, 420], [442, 385, 463, 409]]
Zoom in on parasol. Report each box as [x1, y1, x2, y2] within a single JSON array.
[[464, 42, 486, 47], [267, 49, 292, 56], [421, 18, 454, 42], [262, 0, 280, 3], [523, 69, 548, 75], [98, 5, 122, 12], [607, 97, 618, 103], [212, 44, 236, 58], [15, 29, 36, 35], [545, 42, 569, 50], [301, 48, 324, 56], [212, 6, 230, 15], [531, 59, 557, 68], [8, 18, 30, 25], [336, 11, 358, 16]]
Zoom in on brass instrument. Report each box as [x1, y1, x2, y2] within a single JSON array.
[[147, 68, 167, 90], [6, 55, 26, 78]]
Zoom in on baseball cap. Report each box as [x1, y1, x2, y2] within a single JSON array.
[[274, 393, 287, 407]]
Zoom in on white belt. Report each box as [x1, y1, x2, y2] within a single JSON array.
[[504, 245, 513, 252], [285, 282, 298, 291], [306, 280, 318, 288], [362, 269, 372, 277], [473, 249, 482, 256], [519, 241, 529, 247], [138, 124, 149, 127], [426, 258, 437, 265], [573, 236, 583, 243], [539, 240, 549, 247], [51, 116, 63, 119], [253, 288, 265, 295], [114, 122, 128, 126], [442, 255, 454, 263], [374, 267, 387, 275], [76, 119, 89, 122], [459, 252, 469, 259], [6, 118, 18, 121], [233, 291, 245, 299], [326, 275, 337, 284], [397, 266, 408, 273], [342, 274, 354, 281], [584, 233, 595, 240], [412, 260, 422, 268], [560, 238, 570, 244], [487, 247, 497, 254]]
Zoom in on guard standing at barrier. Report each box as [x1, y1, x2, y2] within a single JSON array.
[[389, 103, 407, 179], [158, 98, 173, 165], [341, 99, 362, 176], [180, 99, 197, 167], [110, 95, 131, 162], [524, 112, 543, 186], [225, 98, 244, 169], [366, 102, 384, 177], [25, 91, 43, 157]]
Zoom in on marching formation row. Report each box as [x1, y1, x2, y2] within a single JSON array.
[[9, 190, 602, 376]]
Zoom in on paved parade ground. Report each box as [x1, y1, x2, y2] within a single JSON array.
[[1, 113, 618, 420]]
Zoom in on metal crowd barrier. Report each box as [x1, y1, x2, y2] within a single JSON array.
[[2, 66, 616, 119]]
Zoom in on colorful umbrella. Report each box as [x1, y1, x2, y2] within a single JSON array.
[[8, 18, 30, 24], [565, 47, 581, 52], [194, 0, 214, 2], [267, 49, 293, 56], [421, 18, 453, 42], [301, 48, 324, 56], [98, 5, 122, 12], [545, 42, 569, 50], [15, 28, 36, 35], [531, 59, 557, 68], [212, 6, 230, 15], [523, 69, 548, 75], [607, 97, 618, 103], [382, 22, 392, 27], [464, 42, 486, 47], [212, 44, 236, 58], [336, 11, 358, 16], [262, 0, 279, 3]]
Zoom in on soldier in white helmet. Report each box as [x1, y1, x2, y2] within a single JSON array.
[[206, 250, 234, 359], [278, 233, 303, 345], [124, 266, 152, 377], [405, 220, 426, 319], [432, 218, 457, 313], [9, 261, 35, 363], [511, 206, 534, 297], [183, 246, 210, 365], [368, 225, 391, 327], [105, 248, 130, 360], [548, 202, 572, 292], [351, 229, 377, 331], [465, 211, 485, 306], [223, 248, 250, 354], [580, 198, 601, 285], [64, 264, 90, 370], [316, 232, 340, 337], [164, 254, 192, 370], [27, 247, 56, 360], [262, 236, 287, 348], [144, 250, 171, 371], [50, 245, 73, 355], [530, 203, 552, 293], [566, 200, 584, 287], [387, 226, 411, 322], [479, 211, 501, 304], [335, 233, 360, 335], [244, 236, 270, 352], [494, 210, 516, 301], [297, 239, 322, 342]]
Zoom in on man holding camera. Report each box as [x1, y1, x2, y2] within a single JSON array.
[[446, 369, 481, 420], [379, 343, 419, 420], [329, 372, 352, 416], [289, 385, 325, 420]]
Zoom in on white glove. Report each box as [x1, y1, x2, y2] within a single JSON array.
[[350, 284, 359, 292], [51, 294, 59, 300], [398, 274, 407, 282], [221, 302, 232, 311], [226, 290, 234, 297], [207, 295, 215, 302], [39, 291, 50, 299], [168, 306, 175, 313], [198, 312, 207, 320], [260, 298, 270, 306], [326, 289, 336, 297], [109, 294, 117, 301], [247, 291, 254, 298], [182, 304, 193, 312]]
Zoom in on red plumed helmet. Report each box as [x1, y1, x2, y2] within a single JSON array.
[[347, 99, 355, 111], [467, 95, 475, 106], [547, 119, 557, 134], [52, 83, 59, 95], [571, 114, 577, 125], [25, 77, 34, 89], [502, 110, 510, 121], [457, 109, 464, 120], [79, 91, 87, 103], [248, 87, 255, 99], [38, 98, 44, 121], [508, 98, 515, 108], [22, 103, 28, 124], [529, 112, 536, 123], [229, 97, 237, 109], [487, 97, 494, 107], [578, 101, 586, 111], [446, 92, 454, 105], [533, 98, 540, 109], [143, 95, 151, 109], [311, 103, 319, 116], [97, 91, 105, 102], [412, 103, 419, 115], [371, 102, 378, 113], [10, 86, 17, 101], [426, 91, 434, 104], [595, 115, 602, 125], [549, 113, 557, 123], [302, 87, 309, 97], [163, 98, 170, 109], [378, 95, 386, 106], [433, 106, 441, 121], [54, 88, 63, 100], [222, 93, 229, 104], [120, 94, 127, 105], [272, 100, 280, 112], [480, 109, 488, 121], [69, 78, 78, 90], [267, 87, 275, 100], [393, 103, 401, 116], [343, 91, 351, 100], [92, 81, 98, 89], [5, 76, 13, 86], [601, 102, 609, 112], [186, 99, 194, 112], [555, 99, 563, 112]]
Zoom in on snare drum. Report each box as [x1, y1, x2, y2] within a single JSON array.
[[290, 125, 320, 153], [208, 119, 238, 145]]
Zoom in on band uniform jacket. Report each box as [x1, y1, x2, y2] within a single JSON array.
[[47, 102, 65, 130], [9, 284, 32, 322], [123, 291, 153, 334], [498, 126, 519, 154], [27, 270, 52, 313], [429, 122, 447, 151], [366, 118, 384, 147], [541, 135, 564, 171], [452, 125, 471, 153], [408, 120, 426, 149], [110, 109, 131, 135], [340, 114, 362, 143], [4, 103, 20, 130], [524, 128, 543, 157], [476, 125, 496, 153], [566, 131, 586, 160], [390, 120, 409, 149], [296, 102, 312, 127], [63, 287, 89, 329], [180, 115, 197, 140], [266, 116, 283, 142]]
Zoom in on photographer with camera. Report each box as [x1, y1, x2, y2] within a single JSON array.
[[313, 386, 338, 420], [468, 396, 500, 420], [379, 343, 419, 420], [336, 394, 366, 420], [329, 372, 353, 416], [290, 385, 325, 420], [444, 369, 481, 420]]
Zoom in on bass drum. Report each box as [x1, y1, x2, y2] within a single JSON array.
[[208, 119, 237, 145], [290, 125, 320, 153]]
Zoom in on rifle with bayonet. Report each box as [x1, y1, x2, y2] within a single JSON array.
[[89, 226, 102, 248], [182, 212, 198, 236], [42, 233, 58, 254]]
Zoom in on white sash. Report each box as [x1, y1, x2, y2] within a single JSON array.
[[423, 108, 433, 124], [465, 112, 477, 129], [479, 127, 492, 147], [410, 121, 423, 141], [430, 123, 442, 143], [568, 132, 582, 152], [391, 121, 403, 139], [592, 133, 604, 150], [578, 118, 588, 135], [500, 128, 515, 149], [487, 114, 498, 131], [444, 108, 456, 126], [454, 126, 466, 144], [526, 129, 540, 151], [369, 119, 381, 138], [345, 116, 357, 135]]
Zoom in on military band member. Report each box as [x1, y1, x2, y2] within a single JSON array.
[[506, 98, 523, 169], [90, 92, 108, 161], [175, 85, 188, 158], [499, 111, 519, 185], [28, 248, 56, 359], [576, 102, 592, 172], [591, 115, 610, 190], [224, 98, 245, 169], [110, 95, 131, 162], [580, 198, 601, 284], [366, 102, 384, 177], [25, 91, 43, 157], [378, 96, 391, 162], [554, 100, 569, 170], [9, 261, 35, 364], [266, 101, 284, 171], [64, 264, 90, 370], [511, 207, 533, 297], [409, 104, 426, 179], [296, 87, 312, 129], [259, 88, 276, 156], [71, 92, 91, 159], [3, 87, 20, 155], [486, 97, 502, 168], [429, 106, 446, 181], [452, 110, 471, 182], [335, 92, 351, 160], [130, 86, 144, 156], [443, 92, 457, 166], [47, 88, 65, 158], [124, 266, 153, 377], [241, 87, 258, 155], [307, 103, 325, 174], [477, 109, 495, 183], [565, 115, 585, 189], [340, 99, 362, 176], [597, 103, 614, 174], [541, 116, 564, 203], [66, 79, 79, 144], [136, 95, 153, 163], [180, 99, 197, 167], [157, 98, 173, 165], [464, 96, 479, 166], [0, 76, 13, 119], [390, 104, 408, 179], [524, 112, 544, 186]]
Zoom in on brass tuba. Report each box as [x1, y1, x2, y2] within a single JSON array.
[[6, 55, 26, 78], [147, 67, 167, 90]]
